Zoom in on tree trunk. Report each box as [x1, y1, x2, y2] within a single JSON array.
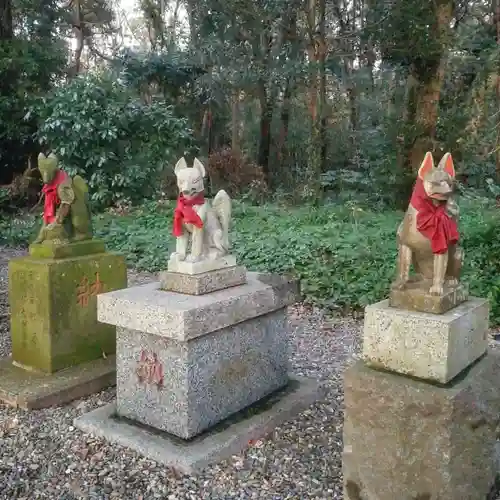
[[0, 0, 12, 40], [231, 89, 240, 152], [185, 0, 199, 50], [401, 0, 454, 174], [278, 80, 291, 171], [255, 23, 274, 182], [166, 0, 181, 47], [277, 13, 297, 176], [257, 81, 272, 182], [318, 0, 327, 172], [305, 0, 327, 200], [403, 59, 447, 171], [68, 0, 84, 78], [495, 0, 500, 180]]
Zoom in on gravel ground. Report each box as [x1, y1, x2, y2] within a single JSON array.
[[0, 246, 361, 500]]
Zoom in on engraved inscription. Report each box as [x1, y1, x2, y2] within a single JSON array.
[[76, 273, 105, 307], [136, 350, 164, 388]]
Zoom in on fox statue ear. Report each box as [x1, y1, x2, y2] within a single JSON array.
[[193, 158, 206, 177], [437, 152, 455, 178], [417, 152, 434, 180], [174, 157, 188, 175], [38, 152, 46, 161]]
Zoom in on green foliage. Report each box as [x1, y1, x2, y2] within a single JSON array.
[[0, 213, 38, 246], [0, 187, 11, 210], [0, 0, 67, 181], [33, 73, 194, 208], [117, 49, 206, 104], [367, 0, 453, 68], [4, 197, 500, 325]]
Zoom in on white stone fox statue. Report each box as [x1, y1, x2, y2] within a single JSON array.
[[170, 157, 231, 263]]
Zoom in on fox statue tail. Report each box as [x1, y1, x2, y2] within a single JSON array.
[[212, 189, 231, 252], [71, 174, 92, 236]]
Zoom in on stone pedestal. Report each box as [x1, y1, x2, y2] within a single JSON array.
[[167, 254, 237, 275], [389, 281, 469, 314], [160, 265, 247, 295], [343, 354, 500, 500], [74, 272, 323, 473], [363, 298, 488, 384], [343, 293, 500, 499], [0, 240, 127, 408], [98, 273, 296, 439]]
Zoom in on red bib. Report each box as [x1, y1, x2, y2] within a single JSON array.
[[42, 170, 69, 224], [172, 193, 205, 237], [410, 178, 459, 254]]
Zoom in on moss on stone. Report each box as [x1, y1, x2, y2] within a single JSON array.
[[9, 252, 127, 374], [29, 239, 106, 259]]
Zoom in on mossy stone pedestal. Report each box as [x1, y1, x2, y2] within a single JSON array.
[[0, 239, 127, 409]]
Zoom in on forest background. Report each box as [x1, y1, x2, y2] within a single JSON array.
[[1, 0, 500, 321]]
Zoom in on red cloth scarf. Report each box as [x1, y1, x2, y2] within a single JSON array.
[[172, 193, 205, 237], [42, 169, 69, 224], [410, 178, 459, 254]]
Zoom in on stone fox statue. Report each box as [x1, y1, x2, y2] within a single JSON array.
[[170, 157, 231, 263], [392, 151, 462, 296], [33, 152, 93, 245]]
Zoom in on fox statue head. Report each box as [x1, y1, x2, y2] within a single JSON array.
[[38, 152, 59, 184], [174, 157, 206, 200], [417, 151, 456, 202]]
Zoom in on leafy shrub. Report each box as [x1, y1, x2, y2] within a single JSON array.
[[207, 148, 268, 199], [0, 187, 11, 211], [3, 197, 500, 325], [32, 73, 194, 209]]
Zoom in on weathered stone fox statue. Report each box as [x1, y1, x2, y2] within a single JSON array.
[[169, 157, 231, 264], [392, 151, 462, 297], [33, 152, 92, 245]]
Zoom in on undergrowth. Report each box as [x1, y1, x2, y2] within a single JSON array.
[[2, 197, 500, 324]]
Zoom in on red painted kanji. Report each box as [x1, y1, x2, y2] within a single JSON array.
[[89, 272, 104, 296], [76, 273, 105, 307], [136, 350, 164, 388], [76, 276, 90, 307]]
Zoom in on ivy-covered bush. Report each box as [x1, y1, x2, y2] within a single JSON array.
[[33, 73, 194, 209]]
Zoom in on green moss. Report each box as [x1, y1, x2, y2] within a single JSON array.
[[8, 252, 127, 374], [29, 238, 106, 259]]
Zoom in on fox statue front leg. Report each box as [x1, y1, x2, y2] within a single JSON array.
[[171, 231, 188, 261], [187, 227, 204, 262], [429, 252, 448, 296], [186, 204, 208, 263], [392, 242, 412, 290], [446, 245, 463, 287]]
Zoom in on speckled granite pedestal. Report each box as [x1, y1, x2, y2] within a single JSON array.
[[343, 296, 500, 500], [74, 272, 323, 473], [363, 297, 488, 384]]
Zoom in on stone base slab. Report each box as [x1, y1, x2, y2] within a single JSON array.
[[343, 353, 500, 500], [74, 376, 324, 475], [389, 280, 469, 314], [98, 272, 300, 342], [159, 265, 247, 295], [0, 355, 116, 409], [363, 298, 488, 384], [29, 239, 106, 259], [167, 255, 237, 275]]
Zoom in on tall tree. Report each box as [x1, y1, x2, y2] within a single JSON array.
[[0, 0, 12, 39]]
